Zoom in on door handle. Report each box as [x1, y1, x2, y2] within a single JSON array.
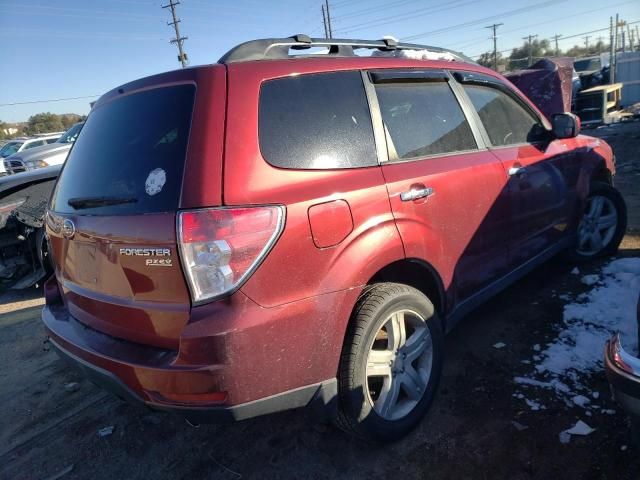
[[508, 166, 527, 177], [400, 186, 434, 202]]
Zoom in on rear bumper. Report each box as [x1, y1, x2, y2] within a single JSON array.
[[48, 334, 336, 423], [42, 280, 360, 423], [604, 335, 640, 419]]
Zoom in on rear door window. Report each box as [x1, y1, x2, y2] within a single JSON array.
[[259, 71, 377, 169], [51, 84, 195, 214], [374, 81, 477, 160]]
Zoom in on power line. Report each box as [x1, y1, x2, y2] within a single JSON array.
[[403, 0, 566, 41], [0, 95, 99, 107], [334, 0, 478, 35], [162, 0, 188, 68], [449, 0, 638, 51], [468, 19, 640, 59]]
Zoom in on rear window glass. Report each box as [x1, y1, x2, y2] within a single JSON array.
[[259, 71, 377, 169], [51, 85, 195, 214]]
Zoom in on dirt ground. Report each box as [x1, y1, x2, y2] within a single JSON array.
[[1, 121, 639, 480]]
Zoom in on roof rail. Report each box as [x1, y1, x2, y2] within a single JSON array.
[[218, 34, 474, 64]]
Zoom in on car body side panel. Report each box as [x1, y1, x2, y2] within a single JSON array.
[[224, 61, 406, 308], [381, 150, 510, 311]]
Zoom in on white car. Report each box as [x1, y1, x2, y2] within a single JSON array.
[[0, 135, 61, 164], [4, 123, 82, 174]]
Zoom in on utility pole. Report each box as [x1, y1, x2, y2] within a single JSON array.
[[324, 0, 333, 39], [551, 34, 561, 57], [162, 0, 188, 68], [321, 5, 328, 38], [583, 35, 590, 53], [522, 34, 537, 67], [485, 23, 503, 71], [610, 16, 615, 83]]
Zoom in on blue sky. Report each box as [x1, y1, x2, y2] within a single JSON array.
[[1, 0, 638, 122]]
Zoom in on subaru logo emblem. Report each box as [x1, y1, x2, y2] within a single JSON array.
[[62, 219, 76, 239]]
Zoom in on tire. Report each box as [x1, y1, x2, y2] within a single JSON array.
[[36, 228, 53, 277], [335, 283, 443, 443], [567, 181, 627, 262]]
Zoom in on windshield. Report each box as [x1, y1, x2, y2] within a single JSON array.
[[574, 58, 601, 72], [57, 123, 83, 144], [0, 142, 23, 158]]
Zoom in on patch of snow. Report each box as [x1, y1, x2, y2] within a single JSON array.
[[514, 258, 640, 411], [580, 274, 599, 286], [525, 398, 545, 411], [571, 267, 580, 275], [572, 395, 590, 407], [558, 294, 572, 301], [493, 342, 506, 349], [565, 420, 595, 436], [372, 49, 459, 61]]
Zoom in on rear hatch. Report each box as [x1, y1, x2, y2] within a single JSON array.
[[47, 68, 224, 349]]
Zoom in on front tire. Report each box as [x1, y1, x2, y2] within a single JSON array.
[[569, 182, 626, 261], [335, 283, 443, 443]]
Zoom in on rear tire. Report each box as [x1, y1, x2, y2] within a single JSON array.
[[335, 283, 443, 443], [567, 182, 626, 262]]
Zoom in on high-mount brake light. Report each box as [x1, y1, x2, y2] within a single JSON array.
[[177, 206, 284, 303]]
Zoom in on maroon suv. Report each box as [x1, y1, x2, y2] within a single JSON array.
[[43, 35, 626, 442]]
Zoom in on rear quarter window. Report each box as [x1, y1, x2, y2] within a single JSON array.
[[258, 71, 377, 169], [51, 85, 195, 214]]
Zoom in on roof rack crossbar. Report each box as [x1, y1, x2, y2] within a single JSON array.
[[218, 35, 474, 64]]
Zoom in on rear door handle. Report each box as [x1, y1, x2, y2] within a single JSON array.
[[508, 166, 527, 177], [400, 187, 434, 202]]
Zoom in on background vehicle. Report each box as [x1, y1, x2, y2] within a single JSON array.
[[574, 54, 610, 90], [43, 35, 626, 443], [605, 295, 640, 444], [4, 122, 83, 174], [0, 165, 60, 290], [0, 135, 61, 164]]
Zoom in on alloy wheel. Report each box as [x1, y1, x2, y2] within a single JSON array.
[[365, 309, 433, 421], [577, 195, 618, 256]]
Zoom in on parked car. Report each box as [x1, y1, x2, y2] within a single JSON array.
[[0, 135, 61, 163], [42, 35, 627, 442], [0, 165, 60, 290], [605, 296, 640, 443], [4, 122, 83, 174], [574, 55, 610, 90]]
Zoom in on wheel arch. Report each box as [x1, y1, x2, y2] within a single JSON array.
[[367, 258, 447, 328]]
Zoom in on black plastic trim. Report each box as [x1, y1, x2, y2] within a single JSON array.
[[218, 35, 474, 64], [368, 69, 448, 84], [49, 337, 338, 424]]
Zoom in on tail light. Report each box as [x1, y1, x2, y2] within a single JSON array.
[[177, 206, 284, 304]]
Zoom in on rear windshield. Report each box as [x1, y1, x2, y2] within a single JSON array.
[[51, 84, 195, 215]]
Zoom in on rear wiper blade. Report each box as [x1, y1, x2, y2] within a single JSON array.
[[67, 195, 137, 209]]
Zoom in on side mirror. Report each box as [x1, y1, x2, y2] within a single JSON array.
[[552, 112, 581, 139]]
